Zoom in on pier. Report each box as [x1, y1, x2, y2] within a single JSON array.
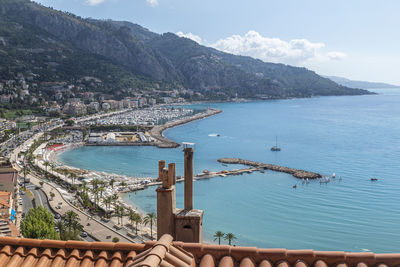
[[217, 158, 322, 179]]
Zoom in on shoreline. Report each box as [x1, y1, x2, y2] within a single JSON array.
[[149, 108, 222, 148], [47, 108, 223, 239]]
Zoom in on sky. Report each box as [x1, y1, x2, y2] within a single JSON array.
[[34, 0, 400, 85]]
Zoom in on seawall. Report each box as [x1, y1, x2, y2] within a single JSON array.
[[218, 158, 322, 179], [150, 108, 222, 148]]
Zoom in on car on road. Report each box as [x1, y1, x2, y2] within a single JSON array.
[[22, 212, 25, 218], [80, 232, 88, 238], [20, 191, 25, 195], [54, 214, 61, 220]]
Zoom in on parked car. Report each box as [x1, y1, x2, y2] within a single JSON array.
[[80, 232, 88, 238], [54, 214, 61, 220]]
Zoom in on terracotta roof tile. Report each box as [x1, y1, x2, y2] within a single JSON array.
[[131, 234, 194, 267], [0, 235, 399, 267]]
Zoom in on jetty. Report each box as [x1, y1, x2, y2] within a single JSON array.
[[150, 108, 222, 148], [217, 158, 322, 179]]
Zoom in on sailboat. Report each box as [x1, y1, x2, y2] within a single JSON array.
[[270, 136, 281, 151]]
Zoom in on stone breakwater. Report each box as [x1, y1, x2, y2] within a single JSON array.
[[218, 158, 322, 179], [150, 108, 222, 148]]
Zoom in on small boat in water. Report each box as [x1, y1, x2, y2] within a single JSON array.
[[320, 176, 330, 184], [370, 178, 378, 181], [270, 136, 281, 151]]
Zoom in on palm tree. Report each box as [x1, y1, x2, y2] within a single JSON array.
[[119, 206, 125, 225], [109, 178, 115, 189], [91, 188, 99, 209], [129, 209, 135, 227], [143, 213, 156, 239], [213, 231, 224, 245], [115, 205, 121, 224], [55, 220, 65, 240], [132, 213, 142, 235], [224, 233, 237, 246], [22, 167, 29, 190], [64, 210, 80, 231], [79, 181, 88, 195], [98, 186, 105, 199], [112, 193, 119, 209], [43, 161, 50, 173], [69, 173, 77, 186], [102, 196, 112, 212]]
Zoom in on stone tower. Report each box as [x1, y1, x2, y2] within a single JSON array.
[[156, 142, 203, 243]]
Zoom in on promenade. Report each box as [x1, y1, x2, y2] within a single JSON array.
[[10, 122, 147, 243]]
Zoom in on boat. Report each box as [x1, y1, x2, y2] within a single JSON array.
[[319, 176, 330, 184], [270, 136, 281, 151]]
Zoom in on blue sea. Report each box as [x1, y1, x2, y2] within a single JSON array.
[[58, 88, 400, 252]]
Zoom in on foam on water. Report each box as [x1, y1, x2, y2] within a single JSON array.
[[59, 88, 400, 252]]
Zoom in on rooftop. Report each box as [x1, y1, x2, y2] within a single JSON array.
[[0, 235, 399, 267]]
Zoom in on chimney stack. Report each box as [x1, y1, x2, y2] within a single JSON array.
[[183, 143, 194, 210], [158, 160, 165, 182]]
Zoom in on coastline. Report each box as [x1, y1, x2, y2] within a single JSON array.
[[149, 108, 222, 148], [48, 107, 223, 239]]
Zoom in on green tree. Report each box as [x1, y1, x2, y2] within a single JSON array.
[[61, 210, 83, 240], [112, 237, 119, 243], [20, 206, 59, 240], [143, 213, 156, 240], [132, 212, 142, 236], [43, 161, 50, 174], [65, 119, 75, 126], [69, 173, 77, 186], [213, 231, 224, 245], [22, 167, 29, 190], [224, 233, 237, 246], [109, 178, 115, 189]]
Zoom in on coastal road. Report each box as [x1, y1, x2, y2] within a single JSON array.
[[20, 182, 96, 242]]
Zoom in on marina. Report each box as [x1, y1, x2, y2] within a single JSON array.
[[58, 92, 400, 251]]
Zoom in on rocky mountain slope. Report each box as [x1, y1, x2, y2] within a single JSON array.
[[0, 0, 373, 99]]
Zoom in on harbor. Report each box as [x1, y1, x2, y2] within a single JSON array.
[[149, 108, 222, 148]]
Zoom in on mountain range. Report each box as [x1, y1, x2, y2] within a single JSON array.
[[324, 76, 400, 89], [0, 0, 373, 101]]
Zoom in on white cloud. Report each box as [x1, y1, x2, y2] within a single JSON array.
[[176, 32, 203, 44], [146, 0, 159, 7], [209, 30, 346, 65], [326, 51, 347, 60], [86, 0, 105, 5]]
